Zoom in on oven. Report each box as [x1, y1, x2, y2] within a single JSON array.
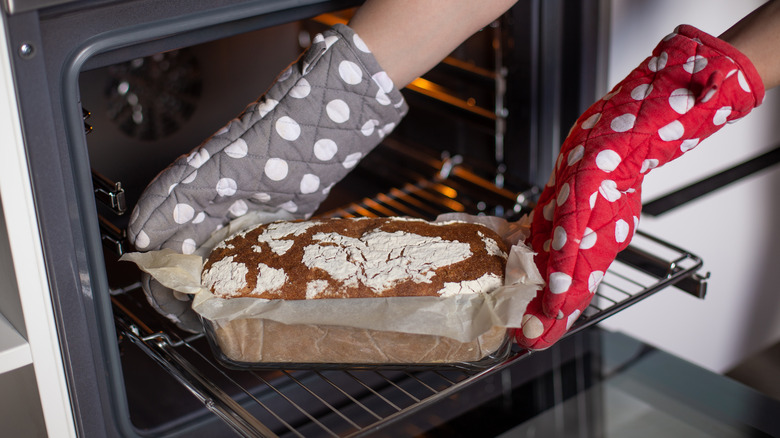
[[0, 0, 709, 436]]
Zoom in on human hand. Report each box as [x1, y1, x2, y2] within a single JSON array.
[[517, 25, 764, 349], [126, 24, 407, 330]]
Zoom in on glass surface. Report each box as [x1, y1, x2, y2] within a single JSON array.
[[367, 328, 780, 437]]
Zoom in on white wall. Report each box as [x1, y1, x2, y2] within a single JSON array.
[[599, 0, 780, 373]]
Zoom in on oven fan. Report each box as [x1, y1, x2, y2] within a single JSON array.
[[105, 48, 202, 141]]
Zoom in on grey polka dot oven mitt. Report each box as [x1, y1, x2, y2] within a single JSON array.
[[127, 24, 408, 331]]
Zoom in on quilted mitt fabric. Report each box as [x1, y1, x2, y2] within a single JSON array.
[[127, 24, 408, 255], [517, 25, 765, 349]]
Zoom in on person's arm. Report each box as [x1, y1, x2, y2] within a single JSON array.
[[720, 0, 780, 89], [348, 0, 518, 88]]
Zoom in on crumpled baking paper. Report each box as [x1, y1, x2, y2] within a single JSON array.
[[120, 211, 543, 343]]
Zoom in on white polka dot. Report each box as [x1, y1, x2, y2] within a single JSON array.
[[275, 116, 301, 141], [648, 52, 668, 72], [552, 226, 567, 251], [326, 99, 350, 123], [588, 271, 604, 293], [257, 99, 278, 117], [580, 228, 597, 249], [187, 149, 209, 168], [343, 152, 362, 168], [713, 106, 731, 125], [631, 83, 653, 100], [378, 122, 396, 138], [546, 170, 556, 187], [633, 216, 639, 238], [322, 183, 335, 195], [521, 314, 544, 339], [680, 138, 700, 152], [669, 88, 695, 114], [192, 212, 206, 224], [543, 239, 551, 252], [581, 112, 601, 129], [265, 158, 289, 181], [683, 55, 708, 74], [615, 219, 630, 243], [543, 200, 555, 221], [599, 180, 621, 202], [289, 78, 311, 98], [701, 87, 717, 103], [737, 70, 751, 93], [312, 33, 324, 44], [168, 183, 178, 194], [610, 114, 635, 132], [324, 35, 338, 49], [566, 309, 581, 330], [567, 145, 584, 166], [375, 89, 391, 106], [229, 199, 248, 217], [173, 203, 195, 224], [278, 67, 292, 82], [361, 119, 378, 136], [602, 86, 621, 101], [225, 138, 248, 158], [216, 178, 237, 197], [658, 120, 684, 141], [596, 150, 622, 172], [372, 71, 394, 93], [182, 238, 197, 255], [182, 171, 197, 184], [589, 191, 598, 209], [135, 230, 150, 249], [353, 34, 370, 52], [300, 174, 320, 194], [279, 200, 298, 213], [252, 192, 271, 202], [640, 158, 659, 173], [314, 138, 338, 160], [557, 183, 570, 206], [549, 272, 572, 294], [338, 60, 363, 85]]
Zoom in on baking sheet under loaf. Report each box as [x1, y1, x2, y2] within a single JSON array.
[[122, 211, 542, 366]]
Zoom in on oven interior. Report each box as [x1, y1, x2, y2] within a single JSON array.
[[14, 1, 707, 436]]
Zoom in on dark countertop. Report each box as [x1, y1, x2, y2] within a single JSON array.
[[366, 327, 780, 437]]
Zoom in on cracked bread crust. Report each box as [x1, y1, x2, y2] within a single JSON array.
[[202, 217, 508, 300]]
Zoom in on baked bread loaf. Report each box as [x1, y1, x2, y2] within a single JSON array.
[[202, 217, 508, 300], [201, 217, 511, 365]]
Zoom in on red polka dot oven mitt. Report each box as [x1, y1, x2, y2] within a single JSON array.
[[127, 24, 408, 330], [517, 25, 765, 349]]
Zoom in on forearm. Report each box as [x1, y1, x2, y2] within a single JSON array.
[[348, 0, 517, 88], [720, 0, 780, 90]]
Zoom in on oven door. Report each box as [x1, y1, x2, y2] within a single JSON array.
[[2, 0, 707, 436]]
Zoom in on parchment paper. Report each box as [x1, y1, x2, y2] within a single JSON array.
[[121, 212, 543, 343]]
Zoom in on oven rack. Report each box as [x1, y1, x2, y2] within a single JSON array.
[[111, 150, 705, 437]]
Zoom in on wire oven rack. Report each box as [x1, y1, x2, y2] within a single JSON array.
[[110, 144, 705, 437]]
